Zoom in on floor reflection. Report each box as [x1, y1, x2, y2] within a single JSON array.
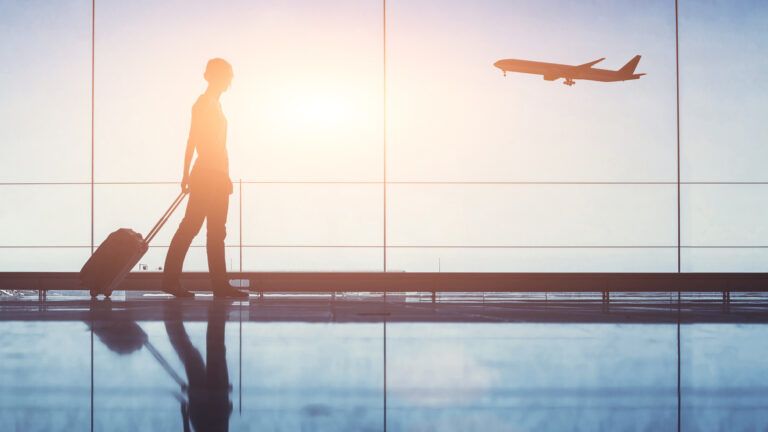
[[2, 297, 768, 431], [165, 301, 232, 432], [88, 300, 235, 431]]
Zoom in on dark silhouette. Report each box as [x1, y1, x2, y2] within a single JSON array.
[[165, 300, 233, 432], [163, 58, 248, 299], [89, 300, 233, 431], [493, 55, 644, 86], [88, 301, 148, 354]]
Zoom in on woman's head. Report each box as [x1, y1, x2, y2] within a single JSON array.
[[204, 58, 233, 92]]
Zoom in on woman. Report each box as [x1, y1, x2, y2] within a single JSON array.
[[162, 58, 248, 299]]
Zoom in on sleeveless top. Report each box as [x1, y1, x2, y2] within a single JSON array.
[[188, 93, 232, 194]]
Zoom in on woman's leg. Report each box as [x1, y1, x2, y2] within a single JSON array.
[[205, 191, 229, 285], [205, 190, 247, 298], [163, 191, 206, 289]]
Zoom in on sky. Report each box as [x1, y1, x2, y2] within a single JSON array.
[[1, 0, 767, 272]]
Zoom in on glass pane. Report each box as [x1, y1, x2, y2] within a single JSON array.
[[679, 1, 768, 181], [0, 248, 90, 272], [388, 0, 676, 182], [0, 185, 90, 246], [388, 247, 676, 272], [95, 0, 382, 182], [681, 248, 768, 273], [0, 1, 91, 182], [241, 184, 382, 246], [682, 184, 768, 243], [242, 247, 382, 272], [388, 185, 676, 247], [681, 184, 768, 271]]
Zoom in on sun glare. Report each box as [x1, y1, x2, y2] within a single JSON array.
[[282, 91, 354, 129]]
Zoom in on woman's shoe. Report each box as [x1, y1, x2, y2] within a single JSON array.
[[162, 280, 195, 298], [213, 283, 249, 299]]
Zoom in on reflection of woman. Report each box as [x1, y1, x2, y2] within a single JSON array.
[[88, 301, 189, 407], [165, 300, 232, 431], [88, 300, 233, 430]]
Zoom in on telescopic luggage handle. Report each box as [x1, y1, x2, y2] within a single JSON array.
[[145, 191, 188, 245], [144, 340, 188, 390]]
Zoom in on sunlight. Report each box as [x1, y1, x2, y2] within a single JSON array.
[[279, 89, 355, 129]]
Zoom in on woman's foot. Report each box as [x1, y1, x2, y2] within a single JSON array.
[[162, 280, 195, 298], [213, 282, 249, 299]]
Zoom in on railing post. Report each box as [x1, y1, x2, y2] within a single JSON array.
[[722, 290, 730, 304], [239, 179, 243, 276]]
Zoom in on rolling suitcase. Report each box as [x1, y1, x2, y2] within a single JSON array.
[[80, 191, 188, 298]]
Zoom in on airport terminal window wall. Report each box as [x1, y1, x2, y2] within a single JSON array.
[[1, 0, 766, 272]]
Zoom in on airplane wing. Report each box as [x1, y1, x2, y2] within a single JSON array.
[[576, 57, 605, 69]]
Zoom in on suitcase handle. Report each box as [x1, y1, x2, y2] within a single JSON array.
[[144, 340, 188, 390], [145, 191, 188, 245]]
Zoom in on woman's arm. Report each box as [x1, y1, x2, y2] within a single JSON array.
[[181, 106, 198, 193], [181, 138, 194, 193]]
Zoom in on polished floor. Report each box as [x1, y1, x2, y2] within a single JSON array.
[[2, 292, 768, 431]]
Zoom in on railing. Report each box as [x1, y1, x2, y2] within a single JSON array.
[[2, 271, 768, 305]]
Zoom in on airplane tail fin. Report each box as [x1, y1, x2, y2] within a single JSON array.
[[619, 55, 642, 75]]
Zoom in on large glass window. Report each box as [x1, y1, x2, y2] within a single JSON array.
[[0, 1, 91, 182], [2, 0, 767, 273], [241, 183, 382, 270], [0, 185, 90, 271], [94, 0, 383, 183], [0, 1, 92, 271], [387, 0, 676, 271], [90, 0, 383, 272], [388, 0, 676, 182], [387, 184, 676, 272], [680, 0, 768, 271]]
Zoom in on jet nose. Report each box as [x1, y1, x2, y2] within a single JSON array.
[[493, 60, 501, 68]]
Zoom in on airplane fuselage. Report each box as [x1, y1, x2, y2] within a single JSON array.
[[493, 56, 644, 86]]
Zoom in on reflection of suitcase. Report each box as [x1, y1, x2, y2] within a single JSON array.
[[80, 192, 187, 298]]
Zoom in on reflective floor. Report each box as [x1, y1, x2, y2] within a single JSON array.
[[2, 293, 768, 431]]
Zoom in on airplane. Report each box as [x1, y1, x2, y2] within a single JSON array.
[[493, 55, 645, 86]]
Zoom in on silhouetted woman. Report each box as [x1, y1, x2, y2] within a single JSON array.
[[163, 58, 247, 299]]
